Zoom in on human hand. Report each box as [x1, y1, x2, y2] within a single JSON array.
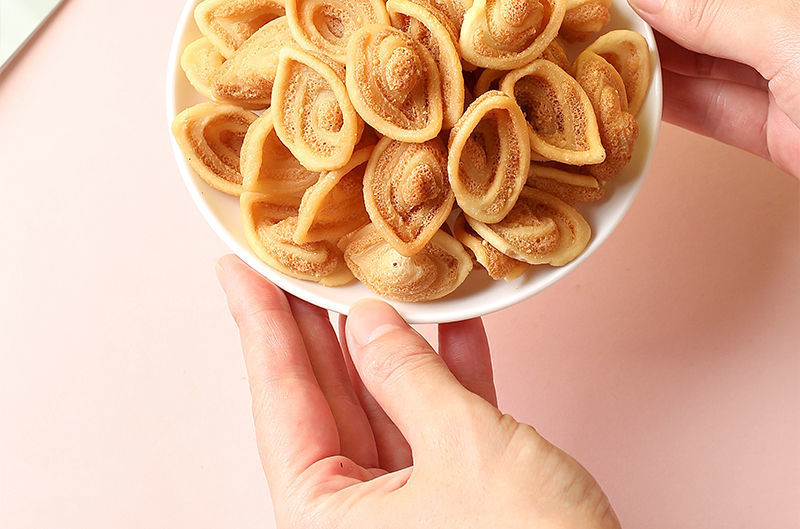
[[215, 255, 620, 529], [627, 0, 800, 178]]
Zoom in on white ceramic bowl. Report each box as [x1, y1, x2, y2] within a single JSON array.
[[166, 0, 662, 324]]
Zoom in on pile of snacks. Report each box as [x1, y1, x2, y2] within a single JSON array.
[[172, 0, 651, 302]]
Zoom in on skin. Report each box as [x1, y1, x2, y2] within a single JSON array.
[[213, 2, 799, 526]]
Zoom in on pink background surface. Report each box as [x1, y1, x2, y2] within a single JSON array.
[[1, 1, 798, 527]]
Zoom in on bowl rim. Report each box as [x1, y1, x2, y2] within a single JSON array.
[[165, 0, 663, 324]]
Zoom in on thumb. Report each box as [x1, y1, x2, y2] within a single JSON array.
[[345, 299, 478, 450], [627, 0, 786, 78]]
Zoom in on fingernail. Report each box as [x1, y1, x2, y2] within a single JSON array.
[[628, 0, 664, 14], [347, 299, 406, 346]]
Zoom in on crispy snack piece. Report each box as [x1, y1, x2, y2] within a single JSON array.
[[540, 37, 569, 70], [172, 103, 257, 196], [294, 146, 372, 244], [448, 90, 530, 223], [584, 29, 651, 115], [459, 0, 566, 69], [453, 213, 528, 280], [181, 38, 226, 100], [466, 187, 591, 266], [286, 0, 390, 63], [241, 198, 354, 285], [212, 17, 294, 110], [501, 59, 605, 165], [346, 24, 444, 142], [195, 0, 286, 58], [474, 69, 503, 96], [364, 137, 454, 257], [387, 0, 465, 128], [574, 51, 639, 182], [340, 224, 473, 301], [560, 0, 611, 42], [527, 164, 604, 203], [271, 47, 361, 171], [240, 111, 319, 204]]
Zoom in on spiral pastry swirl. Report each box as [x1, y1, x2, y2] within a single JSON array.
[[240, 111, 320, 206], [453, 213, 528, 280], [387, 0, 465, 128], [448, 90, 530, 223], [501, 59, 605, 165], [340, 224, 473, 302], [172, 103, 258, 196], [181, 38, 226, 101], [459, 0, 566, 69], [363, 137, 454, 257], [294, 146, 372, 244], [271, 47, 361, 171], [574, 51, 639, 182], [213, 17, 295, 110], [560, 0, 610, 42], [466, 187, 591, 266], [584, 30, 651, 115], [346, 24, 444, 142], [527, 164, 604, 203], [286, 0, 390, 63], [241, 197, 354, 285], [195, 0, 286, 58]]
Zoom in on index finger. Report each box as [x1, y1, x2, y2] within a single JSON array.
[[215, 255, 339, 494]]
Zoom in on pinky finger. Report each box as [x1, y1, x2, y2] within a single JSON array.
[[663, 70, 770, 160]]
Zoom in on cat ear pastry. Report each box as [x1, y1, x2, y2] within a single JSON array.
[[180, 38, 226, 100], [465, 187, 591, 266], [212, 17, 295, 110], [195, 0, 286, 58], [527, 164, 604, 203], [172, 103, 258, 196], [286, 0, 390, 63], [574, 51, 639, 182], [584, 29, 651, 115], [340, 224, 473, 301], [271, 47, 361, 171], [560, 0, 611, 42], [501, 59, 605, 165], [459, 0, 566, 69], [453, 213, 528, 280], [364, 137, 454, 256], [448, 90, 530, 223]]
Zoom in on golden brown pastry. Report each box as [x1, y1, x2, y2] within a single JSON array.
[[448, 90, 530, 223], [527, 164, 604, 203], [473, 69, 503, 96], [286, 0, 390, 63], [172, 102, 258, 196], [387, 0, 465, 128], [294, 146, 372, 243], [574, 50, 639, 182], [465, 187, 591, 266], [540, 37, 570, 70], [180, 38, 226, 100], [584, 29, 651, 115], [340, 224, 473, 301], [212, 17, 295, 110], [453, 213, 529, 280], [364, 137, 454, 256], [501, 59, 605, 165], [195, 0, 286, 58], [240, 111, 319, 204], [241, 196, 354, 285], [459, 0, 566, 69], [560, 0, 611, 42], [346, 24, 444, 142], [271, 46, 361, 171]]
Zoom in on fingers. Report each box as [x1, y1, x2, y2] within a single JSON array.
[[287, 296, 378, 469], [655, 32, 768, 89], [345, 300, 477, 451], [662, 69, 770, 159], [339, 315, 413, 472], [626, 0, 786, 78], [438, 319, 498, 407], [215, 255, 339, 493]]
